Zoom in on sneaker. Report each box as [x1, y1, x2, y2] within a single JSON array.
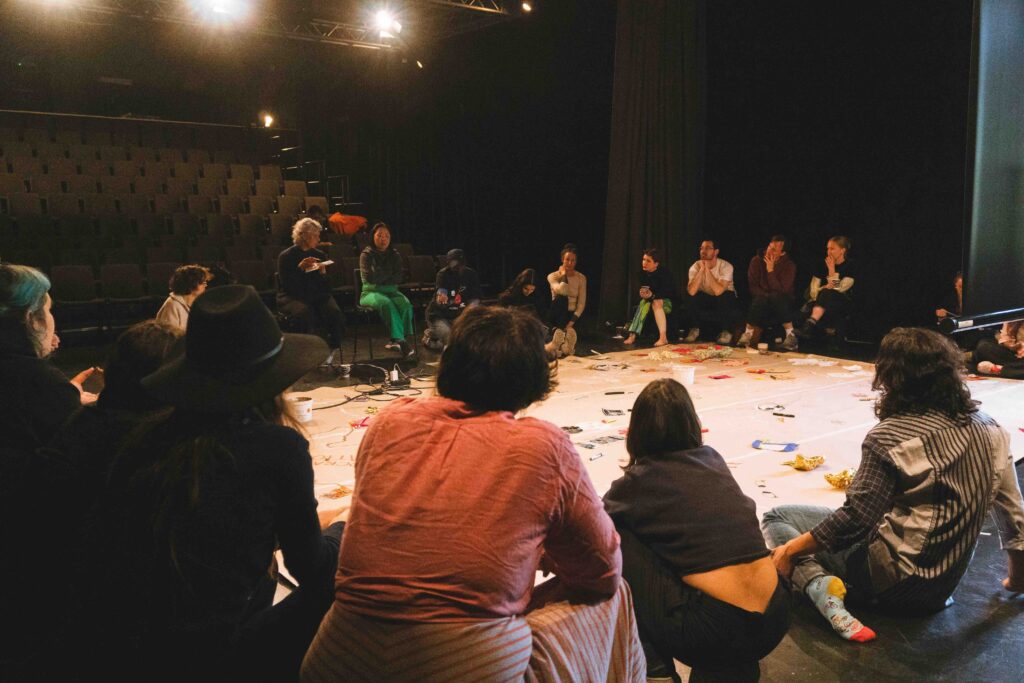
[[384, 340, 402, 353], [782, 332, 799, 351], [797, 318, 817, 338], [550, 328, 566, 358], [684, 327, 700, 343], [736, 329, 753, 348], [563, 327, 578, 356], [399, 340, 417, 360], [716, 330, 733, 345], [977, 361, 1002, 375]]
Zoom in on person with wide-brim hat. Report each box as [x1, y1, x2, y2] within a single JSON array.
[[71, 285, 346, 681]]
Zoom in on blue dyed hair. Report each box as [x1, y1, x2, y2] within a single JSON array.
[[0, 264, 52, 355]]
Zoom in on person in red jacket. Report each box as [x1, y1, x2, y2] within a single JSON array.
[[737, 235, 798, 351]]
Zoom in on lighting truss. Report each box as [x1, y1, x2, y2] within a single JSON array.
[[423, 1, 508, 14]]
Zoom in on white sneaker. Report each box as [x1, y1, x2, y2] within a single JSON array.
[[716, 330, 733, 345], [736, 330, 753, 347], [782, 332, 799, 351], [684, 327, 700, 343], [563, 327, 578, 356]]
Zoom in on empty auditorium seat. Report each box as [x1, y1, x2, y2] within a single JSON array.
[[9, 157, 44, 177], [254, 179, 279, 196], [218, 195, 245, 216], [258, 165, 283, 182], [140, 161, 169, 179], [28, 175, 59, 195], [269, 215, 293, 245], [50, 265, 99, 302], [10, 193, 44, 215], [132, 176, 163, 195], [186, 149, 211, 164], [1, 141, 34, 159], [283, 180, 308, 197], [67, 144, 99, 161], [171, 213, 201, 240], [0, 173, 26, 195], [146, 262, 179, 293], [229, 164, 254, 182], [186, 244, 221, 264], [84, 194, 118, 217], [165, 177, 195, 197], [231, 260, 271, 291], [225, 244, 258, 264], [238, 214, 267, 242], [304, 196, 328, 213], [47, 158, 79, 177], [136, 214, 168, 242], [45, 193, 81, 216], [111, 160, 140, 177], [146, 246, 182, 265], [130, 147, 158, 162], [98, 145, 127, 163], [213, 150, 236, 164], [158, 149, 184, 164], [247, 195, 274, 215], [173, 162, 200, 180], [154, 195, 184, 214], [205, 214, 234, 242], [101, 176, 132, 195], [66, 175, 99, 194], [276, 195, 303, 217], [202, 163, 228, 180], [186, 195, 214, 215], [225, 178, 252, 197], [126, 194, 154, 215]]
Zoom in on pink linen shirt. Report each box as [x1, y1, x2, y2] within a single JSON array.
[[334, 396, 621, 622]]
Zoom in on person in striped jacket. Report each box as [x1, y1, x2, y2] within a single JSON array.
[[762, 327, 1024, 642]]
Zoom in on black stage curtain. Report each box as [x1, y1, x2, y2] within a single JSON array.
[[600, 0, 705, 325]]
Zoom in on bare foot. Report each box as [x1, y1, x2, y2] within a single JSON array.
[[653, 338, 669, 347], [623, 334, 637, 346]]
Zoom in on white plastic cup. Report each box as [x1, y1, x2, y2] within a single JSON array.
[[757, 343, 769, 355], [288, 395, 314, 423], [673, 365, 696, 386]]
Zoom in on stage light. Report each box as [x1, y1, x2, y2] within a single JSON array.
[[189, 0, 250, 23], [374, 8, 402, 38], [521, 2, 532, 12], [416, 60, 423, 69], [263, 113, 274, 128]]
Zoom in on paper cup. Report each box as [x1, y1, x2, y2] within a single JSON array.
[[757, 343, 769, 355], [673, 365, 696, 386], [288, 395, 314, 423]]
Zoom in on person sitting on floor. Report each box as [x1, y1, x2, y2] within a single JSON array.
[[974, 320, 1024, 378], [277, 218, 347, 369], [604, 378, 790, 682], [302, 306, 643, 682], [737, 235, 798, 351], [422, 248, 481, 351], [72, 286, 347, 680], [681, 239, 741, 345], [546, 243, 587, 358], [795, 235, 857, 341], [623, 248, 678, 348], [358, 222, 416, 359], [0, 263, 98, 451], [498, 267, 543, 319], [155, 264, 211, 331], [763, 327, 1024, 644]]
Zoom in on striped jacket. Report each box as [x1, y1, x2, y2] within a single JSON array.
[[813, 410, 1024, 608]]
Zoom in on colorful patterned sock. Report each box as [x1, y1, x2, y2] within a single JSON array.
[[806, 575, 876, 642]]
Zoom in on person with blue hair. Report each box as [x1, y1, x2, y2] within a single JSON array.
[[0, 263, 97, 450]]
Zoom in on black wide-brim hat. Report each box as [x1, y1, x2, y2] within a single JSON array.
[[142, 285, 327, 414]]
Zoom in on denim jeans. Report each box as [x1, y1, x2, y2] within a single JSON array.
[[760, 505, 872, 599]]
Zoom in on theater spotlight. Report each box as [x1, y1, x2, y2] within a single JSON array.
[[374, 9, 402, 38], [189, 0, 250, 23], [521, 2, 533, 12], [416, 60, 424, 69], [262, 113, 274, 128]]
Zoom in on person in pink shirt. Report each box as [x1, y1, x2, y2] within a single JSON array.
[[303, 305, 642, 682]]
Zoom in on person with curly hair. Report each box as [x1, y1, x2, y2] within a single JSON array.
[[761, 327, 1024, 643], [155, 264, 212, 331]]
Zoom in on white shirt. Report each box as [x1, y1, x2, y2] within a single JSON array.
[[687, 259, 735, 295], [155, 294, 190, 331]]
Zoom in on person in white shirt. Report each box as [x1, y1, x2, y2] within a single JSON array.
[[682, 240, 741, 345], [155, 264, 211, 331], [545, 243, 587, 358]]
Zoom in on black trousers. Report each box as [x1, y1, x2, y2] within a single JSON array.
[[618, 529, 790, 683], [680, 291, 742, 334], [975, 339, 1024, 378], [277, 295, 345, 349], [747, 293, 793, 328], [547, 295, 573, 331], [807, 289, 851, 322]]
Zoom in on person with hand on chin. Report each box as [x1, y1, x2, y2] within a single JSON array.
[[737, 235, 798, 350], [623, 248, 677, 347], [546, 243, 586, 358], [797, 235, 857, 340], [680, 239, 741, 345]]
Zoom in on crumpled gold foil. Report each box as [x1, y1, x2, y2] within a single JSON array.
[[781, 454, 825, 471], [825, 469, 857, 490]]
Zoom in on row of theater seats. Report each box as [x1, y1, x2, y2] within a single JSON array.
[[0, 192, 325, 221], [0, 138, 254, 165]]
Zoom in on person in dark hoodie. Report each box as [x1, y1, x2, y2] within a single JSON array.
[[422, 249, 481, 350]]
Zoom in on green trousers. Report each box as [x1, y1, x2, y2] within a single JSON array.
[[628, 298, 672, 334], [360, 284, 414, 340]]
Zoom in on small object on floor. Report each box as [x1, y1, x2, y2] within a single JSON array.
[[716, 330, 733, 345], [708, 374, 732, 380], [562, 425, 582, 434], [773, 412, 796, 418], [601, 418, 617, 424], [825, 468, 857, 489], [700, 427, 709, 433], [365, 406, 379, 415], [782, 454, 824, 471], [806, 576, 876, 643], [747, 368, 768, 374], [757, 342, 769, 355], [781, 332, 799, 351], [322, 484, 354, 499], [349, 416, 372, 428], [692, 346, 733, 361], [588, 452, 604, 461], [977, 361, 1003, 375], [684, 327, 701, 343], [722, 359, 749, 367], [602, 408, 625, 416], [758, 403, 785, 411], [752, 439, 798, 452]]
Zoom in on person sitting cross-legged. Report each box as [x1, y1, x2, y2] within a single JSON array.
[[680, 239, 741, 345], [623, 248, 678, 347], [358, 222, 416, 359], [762, 327, 1024, 644], [795, 235, 857, 342]]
